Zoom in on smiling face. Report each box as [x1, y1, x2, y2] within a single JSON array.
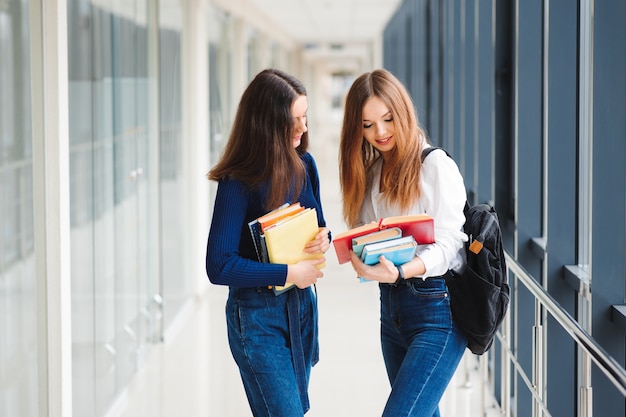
[[291, 95, 308, 148], [361, 96, 396, 159]]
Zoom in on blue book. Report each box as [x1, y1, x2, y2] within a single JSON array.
[[360, 236, 417, 266], [352, 227, 402, 258], [248, 219, 269, 263]]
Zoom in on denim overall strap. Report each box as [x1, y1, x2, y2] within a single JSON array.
[[286, 289, 309, 412]]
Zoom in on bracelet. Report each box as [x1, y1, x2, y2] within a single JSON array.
[[394, 265, 405, 286]]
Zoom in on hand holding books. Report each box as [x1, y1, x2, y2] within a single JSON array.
[[331, 214, 435, 283], [332, 214, 434, 264], [350, 228, 418, 282], [249, 203, 327, 294]]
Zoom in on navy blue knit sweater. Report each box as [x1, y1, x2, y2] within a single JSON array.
[[205, 152, 328, 288]]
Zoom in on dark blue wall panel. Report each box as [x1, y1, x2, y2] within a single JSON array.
[[383, 0, 626, 415]]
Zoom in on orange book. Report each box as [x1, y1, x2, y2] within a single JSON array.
[[258, 203, 305, 231], [332, 214, 434, 264]]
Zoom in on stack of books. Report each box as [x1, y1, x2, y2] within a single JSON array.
[[332, 214, 434, 282], [353, 228, 417, 265], [248, 203, 324, 294], [332, 213, 435, 264]]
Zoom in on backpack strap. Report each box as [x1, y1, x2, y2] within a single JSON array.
[[421, 145, 451, 161], [421, 146, 470, 214]]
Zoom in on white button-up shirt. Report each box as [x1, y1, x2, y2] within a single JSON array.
[[358, 147, 468, 278]]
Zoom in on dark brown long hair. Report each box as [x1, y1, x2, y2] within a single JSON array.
[[339, 69, 426, 227], [208, 68, 309, 210]]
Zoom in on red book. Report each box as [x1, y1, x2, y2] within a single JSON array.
[[332, 214, 434, 264]]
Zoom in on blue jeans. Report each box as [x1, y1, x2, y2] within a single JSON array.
[[226, 286, 319, 417], [379, 277, 467, 417]]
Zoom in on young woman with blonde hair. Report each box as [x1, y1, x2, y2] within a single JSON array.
[[339, 69, 468, 417]]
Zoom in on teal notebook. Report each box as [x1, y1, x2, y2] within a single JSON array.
[[360, 235, 417, 266]]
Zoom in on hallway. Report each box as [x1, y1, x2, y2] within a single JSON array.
[[4, 1, 625, 415], [111, 121, 500, 417]]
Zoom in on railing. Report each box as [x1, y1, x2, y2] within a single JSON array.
[[476, 252, 626, 417]]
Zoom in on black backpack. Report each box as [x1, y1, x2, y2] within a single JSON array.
[[422, 147, 510, 355]]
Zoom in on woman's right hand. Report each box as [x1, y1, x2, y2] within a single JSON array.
[[286, 258, 325, 289]]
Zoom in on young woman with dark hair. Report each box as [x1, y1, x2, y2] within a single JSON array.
[[206, 68, 330, 417]]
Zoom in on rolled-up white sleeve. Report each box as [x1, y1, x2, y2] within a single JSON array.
[[415, 149, 468, 277]]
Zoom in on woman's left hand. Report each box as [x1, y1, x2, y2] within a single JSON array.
[[349, 251, 399, 284], [304, 227, 331, 254]]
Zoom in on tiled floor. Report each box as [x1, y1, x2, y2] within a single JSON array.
[[110, 121, 501, 417]]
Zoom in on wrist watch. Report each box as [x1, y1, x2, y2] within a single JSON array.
[[394, 265, 405, 286]]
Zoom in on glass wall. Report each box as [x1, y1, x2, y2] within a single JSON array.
[[0, 0, 37, 416], [67, 0, 161, 414], [159, 0, 185, 332], [207, 5, 231, 168], [1, 0, 297, 414]]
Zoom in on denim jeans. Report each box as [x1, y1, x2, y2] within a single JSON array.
[[379, 277, 467, 417], [226, 286, 319, 417]]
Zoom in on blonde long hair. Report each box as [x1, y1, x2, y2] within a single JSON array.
[[339, 69, 427, 227]]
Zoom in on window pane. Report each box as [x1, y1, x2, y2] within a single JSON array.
[[0, 1, 38, 416]]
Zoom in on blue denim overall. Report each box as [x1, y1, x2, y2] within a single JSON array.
[[379, 276, 467, 417], [226, 286, 319, 417]]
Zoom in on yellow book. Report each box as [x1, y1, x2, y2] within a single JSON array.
[[264, 208, 325, 294]]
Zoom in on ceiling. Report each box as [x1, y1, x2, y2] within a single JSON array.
[[245, 0, 402, 45], [243, 0, 402, 72]]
